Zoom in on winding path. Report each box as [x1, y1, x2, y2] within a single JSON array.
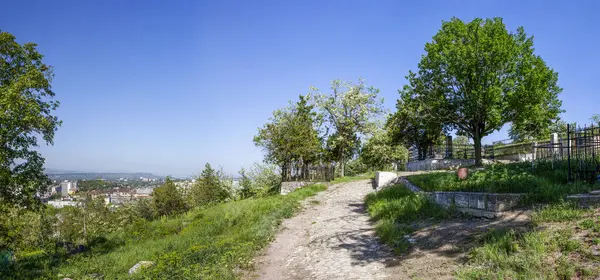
[[250, 180, 402, 280]]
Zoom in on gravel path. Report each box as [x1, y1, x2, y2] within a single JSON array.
[[251, 180, 401, 280]]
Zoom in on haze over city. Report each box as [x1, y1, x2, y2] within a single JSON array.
[[2, 0, 599, 177]]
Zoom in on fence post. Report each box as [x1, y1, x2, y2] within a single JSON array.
[[532, 141, 537, 172], [567, 124, 571, 182], [446, 135, 453, 159]]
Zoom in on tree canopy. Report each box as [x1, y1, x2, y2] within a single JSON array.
[[403, 17, 562, 165], [0, 30, 61, 208], [360, 129, 408, 170], [254, 95, 322, 179], [313, 79, 384, 176]]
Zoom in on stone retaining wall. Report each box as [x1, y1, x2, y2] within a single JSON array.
[[397, 177, 524, 218]]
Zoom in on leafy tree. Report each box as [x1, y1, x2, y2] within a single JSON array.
[[313, 79, 384, 176], [453, 135, 469, 146], [387, 80, 444, 160], [591, 114, 600, 126], [0, 30, 61, 208], [254, 95, 322, 180], [189, 163, 230, 207], [411, 17, 562, 165], [152, 177, 187, 217], [238, 163, 280, 198], [360, 129, 408, 170]]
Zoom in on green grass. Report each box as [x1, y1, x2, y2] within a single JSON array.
[[406, 162, 598, 203], [330, 172, 374, 184], [364, 183, 448, 253], [457, 203, 600, 280], [2, 184, 327, 280]]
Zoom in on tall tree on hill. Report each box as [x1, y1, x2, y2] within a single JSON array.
[[360, 129, 408, 171], [313, 79, 384, 177], [0, 30, 61, 208], [189, 163, 230, 207], [152, 177, 187, 217], [387, 75, 445, 160], [411, 17, 562, 165], [254, 95, 322, 180]]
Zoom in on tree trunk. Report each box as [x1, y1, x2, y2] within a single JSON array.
[[339, 153, 345, 178], [474, 132, 482, 166]]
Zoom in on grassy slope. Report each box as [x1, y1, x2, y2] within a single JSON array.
[[364, 183, 448, 253], [329, 172, 374, 184], [406, 162, 597, 203], [458, 203, 600, 279], [5, 184, 327, 280]]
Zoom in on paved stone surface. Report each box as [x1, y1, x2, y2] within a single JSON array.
[[253, 180, 400, 280]]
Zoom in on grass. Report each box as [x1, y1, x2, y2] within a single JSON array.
[[457, 203, 600, 279], [330, 172, 374, 184], [1, 184, 327, 280], [364, 183, 448, 253], [406, 162, 598, 203]]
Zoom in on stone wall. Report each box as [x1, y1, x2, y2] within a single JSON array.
[[374, 172, 398, 190], [397, 177, 524, 218], [280, 181, 312, 195], [406, 159, 475, 171]]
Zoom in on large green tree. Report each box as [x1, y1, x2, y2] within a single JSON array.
[[387, 77, 445, 160], [254, 95, 322, 180], [360, 129, 408, 171], [314, 79, 384, 176], [0, 31, 61, 208], [411, 17, 562, 165]]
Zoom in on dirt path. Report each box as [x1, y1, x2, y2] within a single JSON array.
[[248, 178, 532, 280], [249, 180, 400, 280]]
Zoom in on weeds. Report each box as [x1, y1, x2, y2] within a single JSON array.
[[365, 183, 447, 253]]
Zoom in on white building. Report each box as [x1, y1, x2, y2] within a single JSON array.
[[59, 181, 78, 196]]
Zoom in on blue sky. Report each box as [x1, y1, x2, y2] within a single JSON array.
[[1, 1, 598, 176]]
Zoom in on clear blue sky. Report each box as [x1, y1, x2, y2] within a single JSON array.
[[1, 0, 598, 177]]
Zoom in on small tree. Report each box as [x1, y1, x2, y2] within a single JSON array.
[[189, 163, 230, 207], [314, 79, 384, 176], [152, 177, 187, 217], [411, 17, 562, 165], [360, 129, 408, 171], [254, 95, 322, 180]]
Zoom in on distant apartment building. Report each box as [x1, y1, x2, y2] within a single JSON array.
[[52, 180, 77, 197]]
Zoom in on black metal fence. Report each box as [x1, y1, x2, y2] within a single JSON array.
[[408, 138, 538, 161], [534, 124, 600, 183], [281, 161, 335, 182]]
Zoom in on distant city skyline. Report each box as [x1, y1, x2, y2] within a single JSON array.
[[3, 0, 599, 177]]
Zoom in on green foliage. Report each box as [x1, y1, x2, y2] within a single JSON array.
[[457, 215, 598, 279], [254, 95, 323, 172], [404, 17, 562, 165], [531, 202, 589, 224], [77, 180, 118, 192], [365, 183, 447, 253], [152, 177, 188, 217], [344, 159, 368, 176], [238, 162, 281, 199], [189, 163, 230, 207], [387, 76, 445, 160], [0, 30, 61, 208], [360, 128, 408, 170], [0, 184, 327, 279], [406, 163, 594, 203], [314, 78, 384, 176]]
